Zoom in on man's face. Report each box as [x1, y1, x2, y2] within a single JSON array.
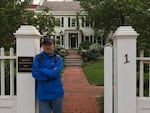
[[42, 43, 54, 54]]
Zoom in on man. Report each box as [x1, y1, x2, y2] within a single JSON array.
[[32, 37, 64, 113]]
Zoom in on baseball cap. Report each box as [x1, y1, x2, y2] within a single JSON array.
[[42, 38, 54, 45]]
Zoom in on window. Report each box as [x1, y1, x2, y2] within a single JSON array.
[[94, 36, 96, 43], [81, 17, 84, 27], [90, 35, 93, 43], [71, 18, 76, 27], [61, 35, 64, 45], [97, 37, 101, 43], [55, 18, 60, 27], [85, 36, 89, 42], [56, 36, 60, 44], [68, 17, 70, 27], [82, 34, 84, 42], [85, 18, 90, 27], [61, 17, 64, 27], [81, 17, 92, 27]]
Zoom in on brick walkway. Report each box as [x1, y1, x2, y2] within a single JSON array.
[[62, 66, 104, 113]]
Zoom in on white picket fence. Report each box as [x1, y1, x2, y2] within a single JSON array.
[[137, 50, 150, 97], [0, 25, 42, 113], [136, 51, 150, 113], [0, 47, 17, 113]]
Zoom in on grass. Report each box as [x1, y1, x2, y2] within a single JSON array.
[[83, 58, 104, 113], [82, 58, 104, 86]]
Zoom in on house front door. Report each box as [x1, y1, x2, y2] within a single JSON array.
[[69, 33, 78, 48]]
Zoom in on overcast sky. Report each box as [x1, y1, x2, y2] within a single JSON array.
[[33, 0, 73, 4]]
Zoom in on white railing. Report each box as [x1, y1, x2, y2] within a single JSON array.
[[136, 50, 150, 113], [137, 50, 150, 97], [0, 47, 16, 96]]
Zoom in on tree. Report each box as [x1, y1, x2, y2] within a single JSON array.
[[22, 6, 56, 38], [0, 0, 56, 50], [0, 0, 30, 50], [76, 0, 150, 50], [126, 0, 150, 50]]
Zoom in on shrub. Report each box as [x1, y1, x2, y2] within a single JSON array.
[[59, 49, 69, 57], [80, 43, 103, 61], [79, 41, 91, 50], [54, 45, 68, 57]]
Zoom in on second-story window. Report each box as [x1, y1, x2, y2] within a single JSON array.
[[81, 17, 92, 27], [68, 17, 70, 27], [71, 18, 76, 27], [55, 18, 60, 27]]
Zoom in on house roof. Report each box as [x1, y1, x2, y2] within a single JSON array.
[[42, 1, 82, 11]]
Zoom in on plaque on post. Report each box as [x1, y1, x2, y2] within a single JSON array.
[[18, 57, 33, 72]]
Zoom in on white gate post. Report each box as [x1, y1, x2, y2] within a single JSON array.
[[14, 25, 41, 113], [104, 44, 112, 113], [113, 26, 138, 113]]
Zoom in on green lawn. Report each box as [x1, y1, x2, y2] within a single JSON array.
[[82, 58, 104, 86]]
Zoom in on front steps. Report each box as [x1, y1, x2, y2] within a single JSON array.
[[64, 49, 83, 66]]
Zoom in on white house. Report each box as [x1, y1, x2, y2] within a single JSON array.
[[35, 0, 101, 49]]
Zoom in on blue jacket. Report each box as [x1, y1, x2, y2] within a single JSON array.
[[32, 51, 64, 100]]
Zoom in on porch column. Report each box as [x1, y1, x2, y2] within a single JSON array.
[[64, 32, 69, 49], [14, 25, 41, 113], [78, 32, 81, 48]]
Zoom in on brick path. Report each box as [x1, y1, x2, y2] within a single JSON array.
[[62, 66, 104, 113]]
